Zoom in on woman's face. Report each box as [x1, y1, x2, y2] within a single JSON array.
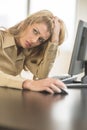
[[17, 23, 50, 48]]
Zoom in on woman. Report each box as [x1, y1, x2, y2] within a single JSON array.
[[0, 10, 66, 94]]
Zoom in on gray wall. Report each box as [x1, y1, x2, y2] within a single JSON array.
[[76, 0, 87, 24]]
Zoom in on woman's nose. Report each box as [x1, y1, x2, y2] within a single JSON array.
[[32, 36, 39, 43]]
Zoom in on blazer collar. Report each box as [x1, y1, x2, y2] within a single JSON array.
[[2, 33, 16, 49]]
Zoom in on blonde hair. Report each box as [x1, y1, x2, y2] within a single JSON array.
[[7, 10, 66, 45]]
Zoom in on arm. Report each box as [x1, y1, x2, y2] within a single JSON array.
[[0, 70, 66, 94], [24, 41, 58, 79], [0, 71, 24, 89], [35, 41, 58, 79]]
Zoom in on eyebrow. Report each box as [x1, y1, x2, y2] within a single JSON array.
[[35, 27, 40, 34], [34, 27, 46, 41]]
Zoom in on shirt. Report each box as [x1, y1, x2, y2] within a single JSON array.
[[0, 30, 58, 89]]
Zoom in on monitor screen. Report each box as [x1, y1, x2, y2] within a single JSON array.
[[68, 20, 87, 83]]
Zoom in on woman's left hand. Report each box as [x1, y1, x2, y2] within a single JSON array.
[[51, 16, 61, 43]]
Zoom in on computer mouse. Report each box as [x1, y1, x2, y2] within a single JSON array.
[[60, 88, 68, 95], [41, 88, 68, 95]]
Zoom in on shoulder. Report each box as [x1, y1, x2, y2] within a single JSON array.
[[0, 30, 15, 48], [0, 30, 4, 40], [0, 30, 5, 47], [0, 30, 8, 43]]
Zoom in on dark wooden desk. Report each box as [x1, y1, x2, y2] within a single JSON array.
[[0, 87, 87, 130]]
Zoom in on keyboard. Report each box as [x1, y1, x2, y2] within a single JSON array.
[[66, 83, 87, 88], [52, 75, 77, 84], [61, 76, 78, 83], [52, 75, 87, 88], [52, 75, 71, 80]]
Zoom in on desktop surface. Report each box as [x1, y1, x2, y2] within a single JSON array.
[[0, 87, 87, 130]]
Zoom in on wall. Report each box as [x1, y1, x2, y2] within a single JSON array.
[[0, 0, 27, 28], [76, 0, 87, 23]]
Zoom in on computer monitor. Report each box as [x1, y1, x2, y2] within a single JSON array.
[[68, 20, 87, 83]]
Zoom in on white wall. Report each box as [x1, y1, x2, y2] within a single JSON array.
[[0, 0, 27, 28]]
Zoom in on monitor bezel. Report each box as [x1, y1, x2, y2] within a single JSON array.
[[68, 20, 87, 76]]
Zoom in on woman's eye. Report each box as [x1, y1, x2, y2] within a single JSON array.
[[39, 38, 45, 43], [33, 29, 38, 34]]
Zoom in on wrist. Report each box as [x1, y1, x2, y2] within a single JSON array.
[[22, 80, 33, 90], [51, 40, 59, 43], [51, 37, 59, 43]]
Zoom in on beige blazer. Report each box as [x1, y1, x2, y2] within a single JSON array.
[[0, 30, 58, 89]]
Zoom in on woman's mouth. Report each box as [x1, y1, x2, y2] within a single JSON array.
[[25, 41, 31, 48]]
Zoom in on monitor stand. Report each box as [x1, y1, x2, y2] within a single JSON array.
[[67, 61, 87, 88]]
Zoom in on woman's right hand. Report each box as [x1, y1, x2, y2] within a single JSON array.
[[22, 78, 67, 94]]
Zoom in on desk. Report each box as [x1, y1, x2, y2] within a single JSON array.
[[0, 87, 87, 130]]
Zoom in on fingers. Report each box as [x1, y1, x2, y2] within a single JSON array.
[[44, 83, 62, 94], [53, 16, 61, 26], [54, 79, 67, 89], [51, 16, 61, 43], [44, 79, 66, 94], [45, 87, 54, 94], [44, 78, 67, 94], [45, 83, 64, 94], [50, 84, 61, 93], [53, 16, 61, 23], [48, 78, 66, 89]]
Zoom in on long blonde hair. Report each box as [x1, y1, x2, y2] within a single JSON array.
[[8, 10, 66, 46]]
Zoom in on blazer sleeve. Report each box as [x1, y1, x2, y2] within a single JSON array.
[[0, 31, 25, 89], [0, 71, 25, 89], [24, 42, 58, 79]]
